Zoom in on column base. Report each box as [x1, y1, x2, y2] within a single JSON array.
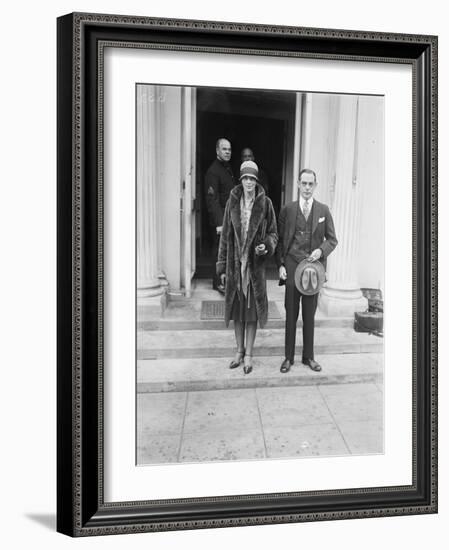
[[137, 293, 168, 318], [319, 286, 368, 317], [158, 272, 170, 289], [138, 282, 165, 299], [137, 284, 167, 317]]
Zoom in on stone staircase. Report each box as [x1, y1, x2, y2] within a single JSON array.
[[137, 280, 383, 393], [137, 326, 382, 359]]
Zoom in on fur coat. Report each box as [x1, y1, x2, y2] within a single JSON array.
[[216, 184, 278, 328]]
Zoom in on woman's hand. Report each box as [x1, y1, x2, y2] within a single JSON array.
[[220, 274, 226, 286], [255, 243, 268, 256]]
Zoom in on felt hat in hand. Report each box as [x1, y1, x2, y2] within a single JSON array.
[[294, 259, 325, 295]]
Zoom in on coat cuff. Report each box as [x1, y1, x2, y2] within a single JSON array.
[[264, 236, 275, 256]]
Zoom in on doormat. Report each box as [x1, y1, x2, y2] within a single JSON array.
[[201, 300, 281, 320]]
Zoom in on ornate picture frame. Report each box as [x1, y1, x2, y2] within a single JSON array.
[[57, 12, 437, 536]]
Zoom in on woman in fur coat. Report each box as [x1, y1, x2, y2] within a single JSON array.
[[216, 160, 278, 374]]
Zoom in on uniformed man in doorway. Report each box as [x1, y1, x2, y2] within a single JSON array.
[[205, 138, 235, 293]]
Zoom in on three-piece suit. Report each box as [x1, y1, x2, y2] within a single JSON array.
[[275, 199, 338, 363]]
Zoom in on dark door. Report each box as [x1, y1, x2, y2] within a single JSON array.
[[195, 87, 295, 278]]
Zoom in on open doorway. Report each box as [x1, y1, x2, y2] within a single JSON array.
[[195, 87, 296, 279]]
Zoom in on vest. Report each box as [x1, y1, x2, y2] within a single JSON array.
[[287, 203, 314, 264]]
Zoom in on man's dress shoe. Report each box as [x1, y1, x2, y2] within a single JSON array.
[[302, 358, 322, 372], [280, 358, 293, 373]]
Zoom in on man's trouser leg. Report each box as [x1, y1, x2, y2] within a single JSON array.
[[284, 258, 300, 362], [301, 293, 318, 360]]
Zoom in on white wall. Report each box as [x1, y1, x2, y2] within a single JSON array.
[[1, 1, 446, 550]]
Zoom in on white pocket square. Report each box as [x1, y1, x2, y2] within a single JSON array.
[[318, 217, 325, 223]]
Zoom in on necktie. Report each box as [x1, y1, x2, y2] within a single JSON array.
[[303, 200, 310, 220]]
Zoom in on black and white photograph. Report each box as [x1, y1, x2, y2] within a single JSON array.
[[136, 84, 385, 465]]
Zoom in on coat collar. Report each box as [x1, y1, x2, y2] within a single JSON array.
[[299, 195, 314, 211], [214, 157, 232, 170], [229, 184, 266, 253]]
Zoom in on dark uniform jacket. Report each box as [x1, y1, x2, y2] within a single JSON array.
[[275, 199, 338, 272], [205, 158, 235, 227]]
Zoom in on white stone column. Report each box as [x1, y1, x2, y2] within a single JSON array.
[[136, 85, 165, 303], [319, 95, 367, 316]]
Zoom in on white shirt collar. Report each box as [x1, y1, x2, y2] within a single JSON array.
[[299, 196, 314, 211]]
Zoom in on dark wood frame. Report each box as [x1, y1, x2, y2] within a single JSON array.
[[57, 12, 438, 537]]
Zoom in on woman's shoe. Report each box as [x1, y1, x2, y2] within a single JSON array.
[[229, 349, 245, 369], [243, 355, 253, 375]]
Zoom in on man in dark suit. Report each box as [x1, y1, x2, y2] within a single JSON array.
[[276, 168, 338, 373], [205, 138, 235, 292]]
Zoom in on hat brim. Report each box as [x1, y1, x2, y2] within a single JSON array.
[[294, 260, 325, 295], [239, 174, 259, 181]]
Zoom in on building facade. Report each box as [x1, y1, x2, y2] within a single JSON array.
[[136, 84, 384, 317]]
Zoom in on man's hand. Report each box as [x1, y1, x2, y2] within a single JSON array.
[[216, 226, 223, 234], [255, 244, 267, 256], [279, 266, 287, 281], [220, 273, 226, 286], [308, 248, 322, 262]]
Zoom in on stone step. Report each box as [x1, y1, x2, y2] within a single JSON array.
[[137, 353, 383, 393], [137, 327, 383, 359], [138, 317, 353, 331]]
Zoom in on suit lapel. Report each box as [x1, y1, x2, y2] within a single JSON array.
[[285, 201, 299, 253], [311, 200, 321, 235]]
